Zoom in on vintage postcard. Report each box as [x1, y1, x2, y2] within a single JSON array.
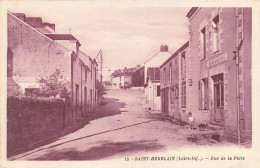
[[0, 0, 260, 168]]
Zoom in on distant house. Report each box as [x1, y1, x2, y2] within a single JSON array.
[[102, 81, 112, 89], [144, 45, 172, 110], [110, 66, 139, 89], [145, 67, 161, 110], [131, 66, 144, 87], [7, 11, 99, 121]]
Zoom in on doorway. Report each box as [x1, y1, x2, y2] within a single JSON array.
[[163, 88, 169, 115], [212, 74, 224, 124], [76, 84, 79, 115]]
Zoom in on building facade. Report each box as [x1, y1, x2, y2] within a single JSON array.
[[145, 67, 161, 110], [7, 12, 99, 120], [144, 45, 172, 110], [110, 66, 139, 89], [186, 7, 252, 144], [131, 66, 144, 87], [160, 42, 189, 121]]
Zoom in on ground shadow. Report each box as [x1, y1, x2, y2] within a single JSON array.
[[30, 139, 164, 160], [91, 97, 127, 120]]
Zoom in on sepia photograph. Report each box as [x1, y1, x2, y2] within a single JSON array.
[[0, 0, 259, 167]]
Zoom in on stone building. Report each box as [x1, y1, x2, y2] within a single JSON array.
[[186, 7, 252, 144], [144, 45, 172, 110], [160, 42, 189, 121], [7, 12, 99, 119]]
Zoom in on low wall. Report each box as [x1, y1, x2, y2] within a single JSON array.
[[130, 87, 144, 90], [7, 96, 70, 157]]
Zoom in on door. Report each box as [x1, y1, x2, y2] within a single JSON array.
[[164, 88, 169, 115], [84, 87, 87, 111], [76, 84, 79, 115], [213, 74, 224, 123]]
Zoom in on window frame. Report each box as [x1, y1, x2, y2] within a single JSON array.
[[212, 14, 220, 54], [200, 27, 207, 61], [181, 82, 186, 108]]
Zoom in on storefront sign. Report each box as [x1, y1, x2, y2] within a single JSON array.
[[208, 53, 227, 67]]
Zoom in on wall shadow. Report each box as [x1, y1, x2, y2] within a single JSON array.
[[30, 139, 164, 160], [91, 97, 127, 120]]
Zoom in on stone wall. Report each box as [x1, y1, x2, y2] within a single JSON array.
[[7, 96, 72, 157]]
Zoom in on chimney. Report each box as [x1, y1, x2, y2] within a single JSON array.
[[13, 13, 26, 21], [42, 22, 55, 32], [25, 17, 42, 28], [160, 45, 164, 52], [160, 44, 168, 52], [164, 44, 168, 52]]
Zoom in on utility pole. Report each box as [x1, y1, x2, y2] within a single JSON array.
[[96, 49, 103, 96], [233, 39, 243, 146]]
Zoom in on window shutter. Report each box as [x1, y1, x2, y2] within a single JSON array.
[[198, 80, 202, 108]]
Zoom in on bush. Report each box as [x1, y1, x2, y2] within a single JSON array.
[[37, 69, 71, 98]]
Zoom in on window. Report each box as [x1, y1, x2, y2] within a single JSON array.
[[90, 89, 92, 102], [170, 87, 175, 103], [175, 84, 179, 98], [91, 64, 93, 80], [157, 85, 160, 96], [76, 84, 79, 108], [212, 74, 224, 108], [84, 87, 87, 107], [163, 67, 166, 85], [169, 63, 172, 83], [25, 88, 40, 97], [181, 82, 186, 107], [200, 27, 207, 60], [181, 52, 186, 79], [85, 69, 87, 81], [199, 78, 208, 109], [212, 15, 220, 53], [95, 68, 97, 86]]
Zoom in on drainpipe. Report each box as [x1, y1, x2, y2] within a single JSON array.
[[233, 39, 243, 146], [81, 64, 82, 117], [71, 53, 74, 124]]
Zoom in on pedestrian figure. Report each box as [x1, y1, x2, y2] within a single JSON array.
[[187, 112, 194, 130]]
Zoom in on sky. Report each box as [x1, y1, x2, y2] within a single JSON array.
[[9, 6, 190, 80]]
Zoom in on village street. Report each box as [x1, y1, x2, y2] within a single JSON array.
[[12, 89, 233, 161]]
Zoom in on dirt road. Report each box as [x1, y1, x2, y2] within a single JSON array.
[[12, 89, 232, 160]]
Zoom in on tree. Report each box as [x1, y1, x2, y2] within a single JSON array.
[[132, 67, 144, 87], [37, 69, 70, 98]]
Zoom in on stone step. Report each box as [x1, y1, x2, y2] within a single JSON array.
[[208, 123, 225, 131]]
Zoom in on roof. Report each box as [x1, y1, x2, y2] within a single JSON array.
[[147, 67, 160, 82], [44, 34, 77, 41], [13, 13, 26, 20], [44, 33, 81, 47], [160, 42, 189, 68], [125, 67, 136, 72], [144, 51, 172, 64], [186, 7, 199, 19], [8, 12, 71, 52]]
